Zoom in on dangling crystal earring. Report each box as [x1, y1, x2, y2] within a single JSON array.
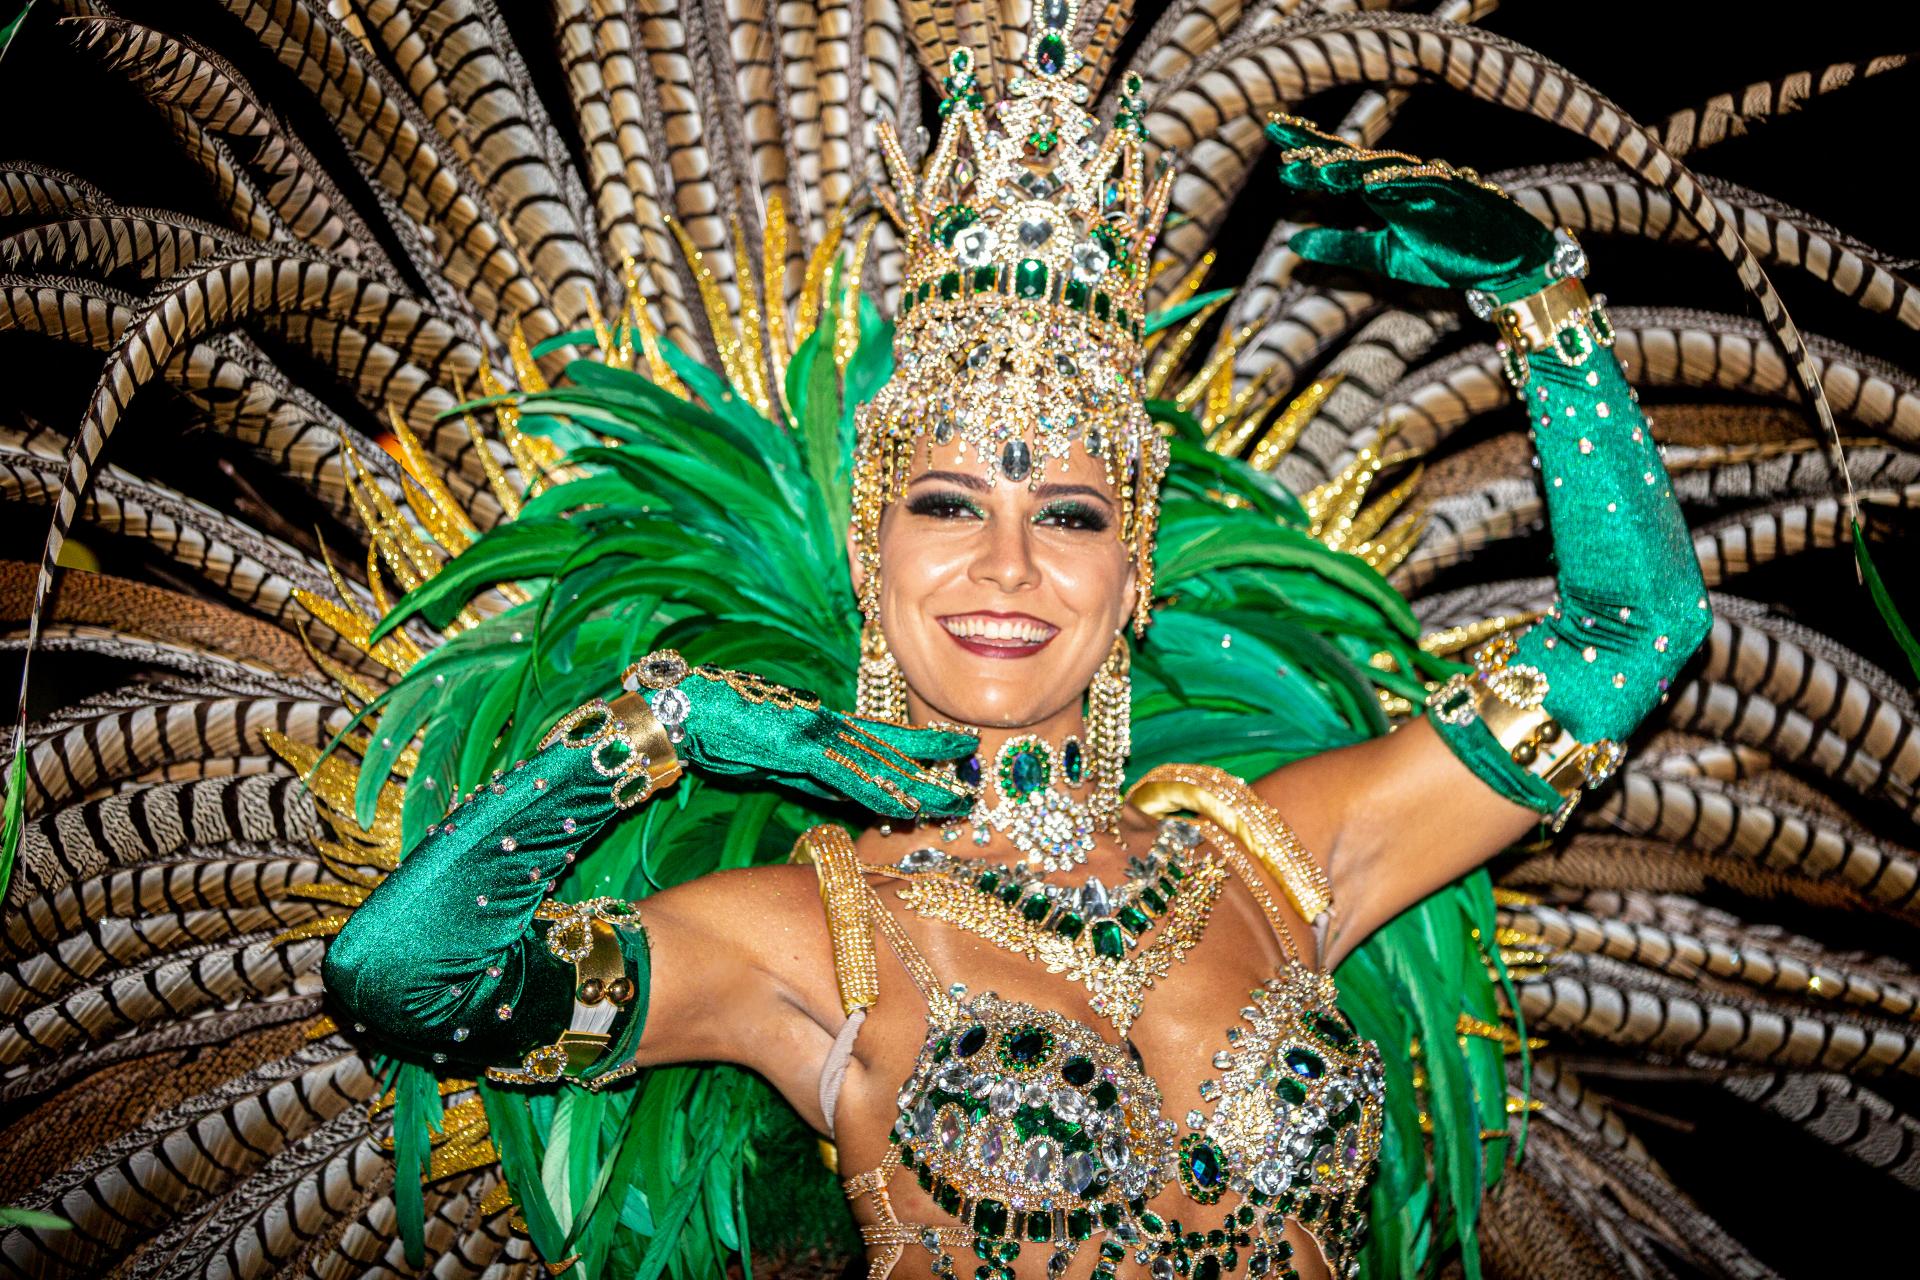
[[1085, 632, 1131, 833], [856, 618, 910, 723]]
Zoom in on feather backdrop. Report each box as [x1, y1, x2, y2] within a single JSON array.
[[1, 2, 1915, 1278]]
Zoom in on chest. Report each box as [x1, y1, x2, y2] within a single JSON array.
[[833, 915, 1383, 1280]]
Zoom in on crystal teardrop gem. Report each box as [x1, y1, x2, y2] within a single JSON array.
[[1041, 0, 1070, 28], [991, 1079, 1022, 1117], [981, 1123, 1006, 1169], [1001, 438, 1033, 481], [1062, 1150, 1096, 1196], [1024, 1138, 1057, 1186], [938, 1107, 964, 1151]]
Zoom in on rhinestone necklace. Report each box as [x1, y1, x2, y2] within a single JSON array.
[[882, 820, 1222, 1035], [889, 829, 1191, 959], [939, 730, 1115, 871]]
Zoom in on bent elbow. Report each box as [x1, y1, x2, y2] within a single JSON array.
[[321, 907, 436, 1042]]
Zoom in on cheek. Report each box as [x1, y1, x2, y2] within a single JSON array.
[[876, 514, 971, 597], [1031, 533, 1132, 620]]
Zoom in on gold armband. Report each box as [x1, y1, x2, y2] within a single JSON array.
[[1426, 632, 1624, 831], [1471, 234, 1617, 391], [486, 898, 645, 1090], [541, 690, 682, 809]]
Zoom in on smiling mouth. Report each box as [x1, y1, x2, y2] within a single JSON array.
[[938, 612, 1060, 658]]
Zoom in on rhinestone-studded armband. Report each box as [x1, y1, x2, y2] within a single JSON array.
[[1469, 232, 1616, 392], [1426, 632, 1624, 831], [543, 685, 683, 809], [486, 898, 648, 1090]]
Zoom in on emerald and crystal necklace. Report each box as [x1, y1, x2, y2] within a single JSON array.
[[889, 833, 1193, 958], [939, 729, 1118, 872], [881, 820, 1224, 1035]]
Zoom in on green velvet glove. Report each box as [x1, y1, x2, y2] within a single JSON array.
[[323, 694, 663, 1080], [1427, 338, 1713, 818], [1266, 113, 1558, 296], [325, 656, 978, 1079], [1266, 116, 1712, 818], [632, 651, 979, 820]]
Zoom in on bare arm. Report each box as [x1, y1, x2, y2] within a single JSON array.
[[1250, 128, 1712, 969], [632, 863, 846, 1128], [1254, 718, 1539, 969]]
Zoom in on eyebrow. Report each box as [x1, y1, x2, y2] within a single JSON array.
[[909, 470, 1116, 506]]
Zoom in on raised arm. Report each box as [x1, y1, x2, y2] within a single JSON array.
[[1249, 118, 1711, 966], [322, 651, 975, 1087]]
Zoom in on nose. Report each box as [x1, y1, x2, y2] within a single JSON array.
[[968, 508, 1041, 594]]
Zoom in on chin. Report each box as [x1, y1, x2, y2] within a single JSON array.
[[911, 659, 1079, 730]]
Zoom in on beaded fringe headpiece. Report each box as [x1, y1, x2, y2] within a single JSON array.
[[852, 2, 1176, 636]]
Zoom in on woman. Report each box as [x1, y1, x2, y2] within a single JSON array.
[[324, 23, 1708, 1280]]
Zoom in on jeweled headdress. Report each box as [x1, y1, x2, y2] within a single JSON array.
[[852, 2, 1177, 636]]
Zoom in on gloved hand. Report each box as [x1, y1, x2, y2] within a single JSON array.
[[1265, 113, 1559, 297], [323, 650, 979, 1080], [1260, 118, 1712, 827], [627, 650, 977, 819]]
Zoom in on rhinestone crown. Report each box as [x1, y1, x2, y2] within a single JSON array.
[[853, 1, 1176, 633]]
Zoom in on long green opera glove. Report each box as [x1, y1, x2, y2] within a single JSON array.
[[322, 691, 672, 1084], [324, 655, 978, 1083], [1269, 117, 1712, 819]]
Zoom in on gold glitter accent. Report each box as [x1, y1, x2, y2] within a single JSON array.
[[891, 843, 1226, 1036]]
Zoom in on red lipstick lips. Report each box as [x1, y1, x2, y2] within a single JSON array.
[[937, 611, 1059, 660]]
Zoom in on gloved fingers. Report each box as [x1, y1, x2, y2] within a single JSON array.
[[841, 716, 980, 762], [828, 725, 975, 817], [817, 743, 937, 818], [1289, 225, 1460, 289], [1287, 225, 1393, 274], [1267, 114, 1438, 195], [1359, 177, 1558, 274]]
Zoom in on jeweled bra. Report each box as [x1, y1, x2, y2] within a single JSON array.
[[799, 784, 1385, 1280]]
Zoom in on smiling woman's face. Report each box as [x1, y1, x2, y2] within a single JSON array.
[[850, 439, 1137, 730]]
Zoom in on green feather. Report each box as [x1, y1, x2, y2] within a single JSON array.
[[1853, 516, 1920, 682], [0, 741, 25, 904]]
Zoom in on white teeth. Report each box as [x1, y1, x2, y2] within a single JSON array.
[[941, 615, 1056, 643]]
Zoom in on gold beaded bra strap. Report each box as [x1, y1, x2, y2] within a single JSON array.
[[791, 824, 956, 1020], [792, 829, 972, 1280], [1193, 821, 1304, 969], [1127, 764, 1333, 925]]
